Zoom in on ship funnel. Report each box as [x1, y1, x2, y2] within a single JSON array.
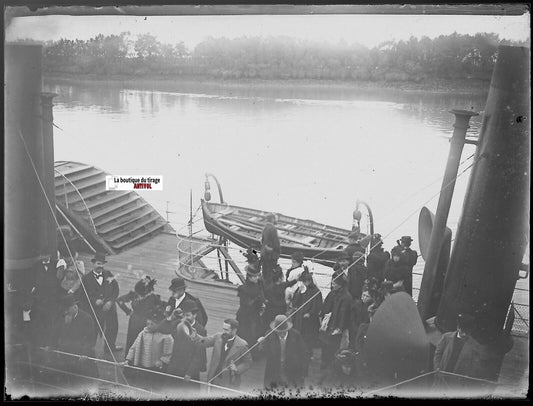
[[436, 45, 530, 379]]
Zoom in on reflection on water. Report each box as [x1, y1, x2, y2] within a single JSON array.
[[43, 79, 527, 302]]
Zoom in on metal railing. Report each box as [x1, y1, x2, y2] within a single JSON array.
[[6, 344, 250, 399], [54, 169, 98, 234]]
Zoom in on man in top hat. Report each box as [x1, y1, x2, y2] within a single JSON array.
[[261, 213, 281, 287], [257, 314, 308, 389], [366, 233, 390, 283], [196, 319, 253, 389], [167, 299, 207, 388], [397, 236, 418, 296], [47, 294, 98, 384], [434, 313, 486, 379], [78, 251, 122, 353], [164, 277, 208, 331]]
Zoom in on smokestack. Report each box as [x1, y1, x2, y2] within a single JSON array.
[[4, 44, 45, 343], [40, 92, 59, 259], [436, 45, 530, 378]]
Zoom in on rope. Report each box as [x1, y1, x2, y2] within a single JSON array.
[[36, 347, 249, 395], [436, 370, 498, 385], [208, 154, 479, 385], [364, 370, 437, 395], [16, 128, 127, 386]]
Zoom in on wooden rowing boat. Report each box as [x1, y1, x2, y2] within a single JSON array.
[[201, 199, 360, 265]]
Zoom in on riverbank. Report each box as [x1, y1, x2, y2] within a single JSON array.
[[44, 73, 490, 96]]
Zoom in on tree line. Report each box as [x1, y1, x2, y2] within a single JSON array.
[[37, 32, 525, 83]]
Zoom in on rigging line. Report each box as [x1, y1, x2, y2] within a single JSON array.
[[436, 370, 498, 385], [16, 128, 128, 387], [308, 157, 477, 263], [38, 347, 250, 395], [377, 159, 476, 243], [380, 152, 476, 216], [208, 158, 480, 384], [363, 370, 437, 396]]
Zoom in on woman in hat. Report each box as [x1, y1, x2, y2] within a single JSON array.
[[383, 248, 411, 295], [123, 306, 174, 392], [319, 275, 352, 370], [291, 270, 323, 371], [263, 265, 298, 327], [236, 264, 266, 360], [257, 314, 308, 390], [117, 276, 162, 354]]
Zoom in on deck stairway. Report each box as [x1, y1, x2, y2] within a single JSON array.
[[54, 161, 170, 254]]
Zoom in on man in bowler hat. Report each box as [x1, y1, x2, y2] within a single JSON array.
[[78, 252, 122, 353], [163, 277, 208, 333], [257, 314, 308, 389], [397, 236, 418, 296]]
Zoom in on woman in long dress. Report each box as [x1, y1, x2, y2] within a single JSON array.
[[117, 276, 162, 354]]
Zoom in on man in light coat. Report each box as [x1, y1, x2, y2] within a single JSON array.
[[196, 319, 252, 389]]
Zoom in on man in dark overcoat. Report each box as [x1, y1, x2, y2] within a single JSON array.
[[258, 314, 308, 390], [163, 277, 208, 333], [366, 233, 390, 283], [398, 236, 418, 296], [77, 252, 121, 353], [433, 314, 487, 379], [47, 294, 98, 387], [261, 213, 281, 286], [167, 299, 207, 391]]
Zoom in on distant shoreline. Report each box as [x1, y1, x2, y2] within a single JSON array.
[[44, 73, 490, 96]]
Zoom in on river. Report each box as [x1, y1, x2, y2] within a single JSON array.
[[43, 78, 528, 329]]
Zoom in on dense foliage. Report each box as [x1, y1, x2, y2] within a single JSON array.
[[37, 32, 524, 82]]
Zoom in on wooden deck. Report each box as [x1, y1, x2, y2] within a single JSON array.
[[77, 232, 267, 396], [75, 232, 528, 398]]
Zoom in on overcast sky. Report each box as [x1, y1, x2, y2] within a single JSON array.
[[6, 13, 530, 49]]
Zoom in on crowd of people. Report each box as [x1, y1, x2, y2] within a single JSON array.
[[14, 213, 488, 396]]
